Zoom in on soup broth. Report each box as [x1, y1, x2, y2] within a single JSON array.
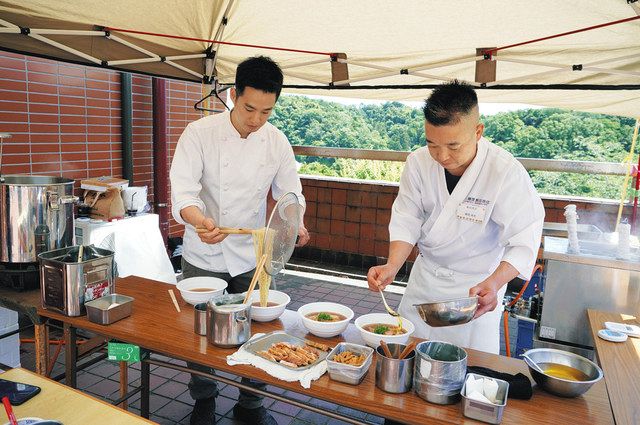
[[306, 312, 346, 322], [362, 323, 406, 335], [189, 288, 215, 292], [252, 302, 279, 307], [538, 362, 591, 381]]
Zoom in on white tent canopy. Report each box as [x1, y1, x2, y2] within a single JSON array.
[[0, 0, 639, 116]]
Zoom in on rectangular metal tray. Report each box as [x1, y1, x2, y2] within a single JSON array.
[[242, 331, 329, 371], [326, 342, 374, 385], [85, 293, 134, 325]]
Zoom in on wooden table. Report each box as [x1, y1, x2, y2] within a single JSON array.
[[0, 368, 154, 424], [587, 309, 640, 425], [37, 276, 614, 425]]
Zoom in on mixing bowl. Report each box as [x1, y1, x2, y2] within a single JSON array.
[[523, 348, 603, 397], [414, 296, 478, 327]]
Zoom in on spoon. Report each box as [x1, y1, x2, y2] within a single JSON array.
[[522, 354, 545, 374], [378, 287, 400, 318]]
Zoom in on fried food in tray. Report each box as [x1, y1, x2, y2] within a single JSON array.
[[332, 350, 367, 366], [304, 339, 332, 352], [257, 341, 319, 368]]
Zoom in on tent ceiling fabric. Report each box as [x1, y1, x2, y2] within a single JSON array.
[[0, 0, 639, 117]]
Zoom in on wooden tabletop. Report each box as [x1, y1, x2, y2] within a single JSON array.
[[587, 309, 640, 425], [37, 276, 614, 425], [0, 286, 43, 324], [0, 368, 154, 424]]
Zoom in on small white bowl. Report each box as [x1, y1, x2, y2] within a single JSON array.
[[176, 276, 228, 306], [355, 313, 415, 348], [242, 290, 290, 322], [298, 302, 354, 338]]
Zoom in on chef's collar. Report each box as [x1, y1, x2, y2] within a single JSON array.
[[222, 109, 267, 141]]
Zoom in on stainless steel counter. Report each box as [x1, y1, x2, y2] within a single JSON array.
[[543, 236, 640, 272]]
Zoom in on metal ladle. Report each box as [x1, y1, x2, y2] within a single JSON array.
[[378, 287, 400, 318], [522, 354, 545, 374]]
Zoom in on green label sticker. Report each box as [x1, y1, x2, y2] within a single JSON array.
[[108, 342, 140, 362]]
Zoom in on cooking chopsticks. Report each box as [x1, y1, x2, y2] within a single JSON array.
[[379, 340, 393, 358], [242, 254, 268, 304], [380, 339, 416, 359], [168, 289, 181, 313], [195, 225, 254, 235]]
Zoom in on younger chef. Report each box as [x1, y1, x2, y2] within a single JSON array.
[[367, 80, 544, 355], [170, 56, 309, 425]]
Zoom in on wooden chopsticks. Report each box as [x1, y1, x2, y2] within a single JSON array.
[[195, 225, 254, 235], [380, 340, 416, 359]]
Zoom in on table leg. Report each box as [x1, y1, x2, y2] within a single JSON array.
[[119, 361, 128, 410], [34, 323, 49, 376], [140, 355, 150, 418], [63, 323, 77, 388]]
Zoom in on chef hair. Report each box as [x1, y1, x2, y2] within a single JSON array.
[[235, 56, 284, 99], [423, 80, 478, 125]]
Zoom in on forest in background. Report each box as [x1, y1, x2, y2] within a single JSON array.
[[269, 95, 637, 199]]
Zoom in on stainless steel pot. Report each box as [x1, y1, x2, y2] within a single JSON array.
[[207, 294, 251, 348], [413, 341, 467, 404], [0, 175, 77, 263]]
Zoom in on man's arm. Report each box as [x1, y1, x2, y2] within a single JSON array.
[[180, 206, 227, 245], [367, 241, 415, 291], [468, 261, 519, 318]]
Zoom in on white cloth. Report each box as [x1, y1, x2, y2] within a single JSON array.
[[226, 333, 327, 389], [170, 111, 305, 277], [392, 138, 544, 353]]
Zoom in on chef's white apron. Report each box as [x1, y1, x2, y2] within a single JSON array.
[[398, 254, 506, 354]]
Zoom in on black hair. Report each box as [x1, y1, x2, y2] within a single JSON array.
[[422, 80, 478, 125], [235, 56, 284, 99]]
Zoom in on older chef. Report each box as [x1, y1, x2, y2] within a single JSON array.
[[170, 56, 308, 425], [368, 80, 544, 354]]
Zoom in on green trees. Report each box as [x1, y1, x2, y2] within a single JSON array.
[[271, 95, 636, 199]]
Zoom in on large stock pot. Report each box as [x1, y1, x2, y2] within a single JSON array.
[[0, 175, 77, 263]]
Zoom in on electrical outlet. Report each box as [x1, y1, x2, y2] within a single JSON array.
[[539, 326, 556, 339]]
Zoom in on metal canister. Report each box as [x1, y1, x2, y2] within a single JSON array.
[[207, 294, 251, 348], [413, 341, 467, 404]]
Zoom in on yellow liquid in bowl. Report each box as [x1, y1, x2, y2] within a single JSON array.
[[538, 362, 591, 381]]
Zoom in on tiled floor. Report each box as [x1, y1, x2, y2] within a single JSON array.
[[15, 265, 519, 425]]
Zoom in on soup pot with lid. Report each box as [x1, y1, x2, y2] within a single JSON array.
[[207, 294, 251, 347]]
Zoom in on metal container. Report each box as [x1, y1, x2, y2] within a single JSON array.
[[413, 341, 467, 404], [523, 348, 603, 397], [39, 245, 115, 316], [327, 342, 374, 385], [242, 331, 329, 370], [207, 294, 251, 348], [414, 296, 478, 327], [194, 302, 207, 336], [85, 294, 134, 325], [375, 343, 415, 393], [0, 175, 77, 263], [461, 373, 509, 424]]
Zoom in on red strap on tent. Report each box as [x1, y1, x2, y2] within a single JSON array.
[[484, 15, 640, 57], [104, 26, 335, 57]]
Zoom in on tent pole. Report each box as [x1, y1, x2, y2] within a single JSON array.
[[152, 78, 169, 245], [631, 152, 640, 233], [120, 73, 133, 183]]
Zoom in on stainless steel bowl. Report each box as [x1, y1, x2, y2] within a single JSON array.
[[523, 348, 603, 397], [413, 296, 478, 327]]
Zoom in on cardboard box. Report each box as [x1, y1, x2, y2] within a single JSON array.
[[81, 176, 129, 193]]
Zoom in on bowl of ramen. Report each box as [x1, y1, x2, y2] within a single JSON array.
[[242, 290, 291, 322], [523, 348, 603, 397], [176, 276, 228, 306], [298, 302, 354, 338], [354, 313, 415, 348]]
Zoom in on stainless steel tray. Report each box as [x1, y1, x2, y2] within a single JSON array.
[[85, 293, 134, 325], [242, 331, 328, 371]]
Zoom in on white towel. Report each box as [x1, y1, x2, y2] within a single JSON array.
[[226, 333, 327, 389]]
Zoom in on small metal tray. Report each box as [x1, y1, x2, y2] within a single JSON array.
[[326, 342, 374, 385], [85, 294, 134, 325], [242, 331, 329, 371], [461, 373, 509, 424]]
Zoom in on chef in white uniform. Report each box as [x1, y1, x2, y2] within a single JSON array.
[[170, 56, 308, 425], [368, 80, 544, 354]]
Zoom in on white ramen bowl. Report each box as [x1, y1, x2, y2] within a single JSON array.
[[355, 313, 415, 348], [242, 290, 290, 322], [176, 276, 227, 306], [298, 302, 354, 338]]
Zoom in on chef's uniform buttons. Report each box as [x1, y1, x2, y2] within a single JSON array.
[[222, 210, 228, 215]]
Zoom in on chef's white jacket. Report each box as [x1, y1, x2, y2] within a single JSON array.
[[391, 137, 544, 352], [170, 111, 305, 277]]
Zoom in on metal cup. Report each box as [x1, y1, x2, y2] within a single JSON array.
[[194, 302, 207, 335], [375, 343, 415, 393]]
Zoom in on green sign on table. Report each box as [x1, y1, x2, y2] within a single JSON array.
[[108, 342, 140, 362]]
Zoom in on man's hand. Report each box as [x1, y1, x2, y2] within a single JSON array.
[[197, 217, 228, 245], [468, 278, 500, 318], [367, 263, 399, 292], [296, 225, 310, 247]]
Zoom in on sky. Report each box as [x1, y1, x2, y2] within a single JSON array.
[[293, 94, 540, 116]]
